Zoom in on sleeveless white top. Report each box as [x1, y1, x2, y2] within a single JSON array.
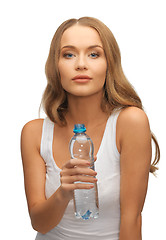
[[35, 110, 121, 240]]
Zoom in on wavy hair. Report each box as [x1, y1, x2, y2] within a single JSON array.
[[41, 17, 160, 174]]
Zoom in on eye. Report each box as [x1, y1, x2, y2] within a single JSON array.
[[89, 52, 100, 58], [63, 53, 75, 58]]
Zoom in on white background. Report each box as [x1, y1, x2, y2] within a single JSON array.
[[0, 0, 165, 239]]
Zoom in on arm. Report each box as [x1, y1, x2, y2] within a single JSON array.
[[21, 120, 97, 234], [117, 107, 152, 240]]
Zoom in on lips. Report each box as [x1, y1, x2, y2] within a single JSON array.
[[72, 75, 92, 83]]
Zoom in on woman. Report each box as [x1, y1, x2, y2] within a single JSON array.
[[21, 17, 160, 239]]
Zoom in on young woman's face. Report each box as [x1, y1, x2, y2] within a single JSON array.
[[58, 24, 107, 97]]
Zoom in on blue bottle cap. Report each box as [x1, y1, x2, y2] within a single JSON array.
[[73, 124, 86, 133]]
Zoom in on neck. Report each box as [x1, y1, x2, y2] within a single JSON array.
[[65, 91, 109, 129]]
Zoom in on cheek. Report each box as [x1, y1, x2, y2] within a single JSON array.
[[58, 61, 72, 91], [58, 60, 73, 79], [95, 63, 107, 81], [58, 62, 69, 85]]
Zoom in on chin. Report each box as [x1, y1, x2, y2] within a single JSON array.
[[67, 89, 103, 98]]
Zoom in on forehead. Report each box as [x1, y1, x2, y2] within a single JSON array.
[[60, 25, 103, 48]]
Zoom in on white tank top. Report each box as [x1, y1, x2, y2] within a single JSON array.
[[35, 110, 121, 240]]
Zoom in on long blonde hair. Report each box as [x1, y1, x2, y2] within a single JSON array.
[[41, 17, 160, 173]]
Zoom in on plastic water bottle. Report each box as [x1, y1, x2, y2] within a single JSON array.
[[69, 124, 99, 220]]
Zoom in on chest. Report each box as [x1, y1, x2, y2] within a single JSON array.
[[52, 124, 106, 169]]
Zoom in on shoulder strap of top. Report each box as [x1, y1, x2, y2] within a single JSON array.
[[40, 117, 54, 163], [108, 109, 122, 158]]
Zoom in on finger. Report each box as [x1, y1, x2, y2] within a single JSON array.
[[61, 167, 97, 177], [63, 158, 91, 169], [74, 182, 95, 189], [61, 183, 95, 191], [61, 175, 98, 184]]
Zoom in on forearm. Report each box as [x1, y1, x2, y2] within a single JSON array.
[[119, 214, 142, 240], [30, 187, 70, 234]]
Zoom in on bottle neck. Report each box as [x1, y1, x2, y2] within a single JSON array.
[[74, 131, 86, 136]]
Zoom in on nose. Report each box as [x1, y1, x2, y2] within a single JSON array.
[[75, 54, 88, 70]]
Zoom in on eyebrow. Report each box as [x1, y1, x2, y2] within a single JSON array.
[[61, 45, 104, 50]]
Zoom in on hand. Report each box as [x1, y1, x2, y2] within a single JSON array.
[[59, 157, 98, 200]]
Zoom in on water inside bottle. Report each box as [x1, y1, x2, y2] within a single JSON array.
[[74, 182, 99, 220]]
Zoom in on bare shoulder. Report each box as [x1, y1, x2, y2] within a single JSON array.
[[21, 119, 44, 151], [119, 106, 149, 124], [22, 118, 44, 133], [117, 107, 151, 151], [117, 107, 150, 132]]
